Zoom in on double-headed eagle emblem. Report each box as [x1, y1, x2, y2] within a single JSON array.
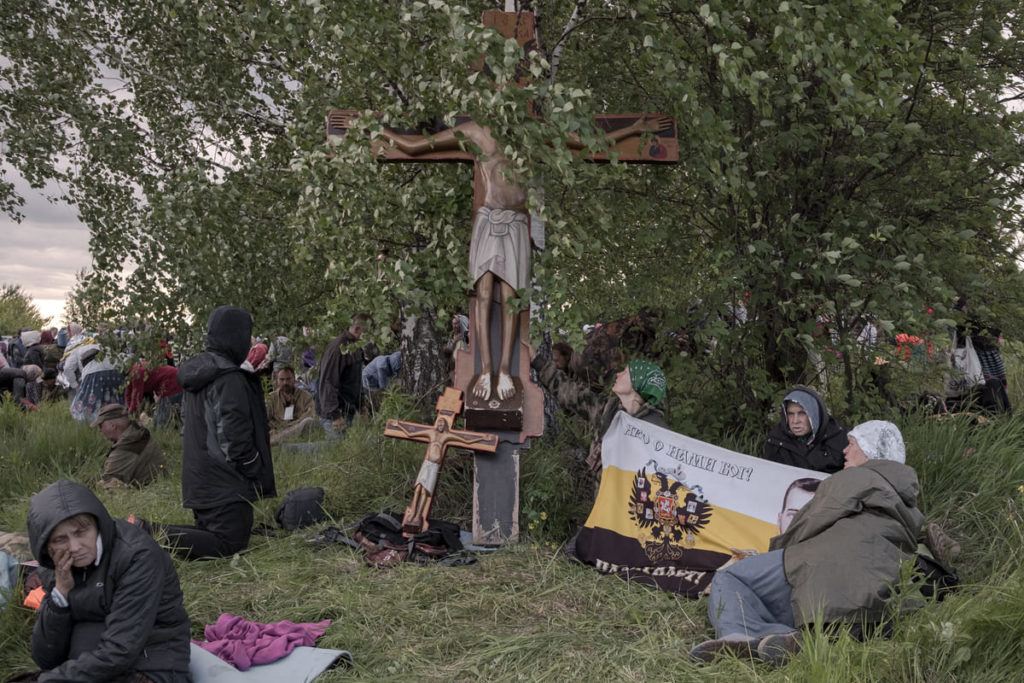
[[629, 467, 713, 561]]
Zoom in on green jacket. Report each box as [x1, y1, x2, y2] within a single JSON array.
[[531, 356, 665, 466], [100, 422, 167, 489], [769, 459, 924, 627], [266, 387, 316, 431]]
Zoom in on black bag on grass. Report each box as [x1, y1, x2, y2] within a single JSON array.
[[913, 552, 960, 600], [275, 487, 328, 530], [353, 512, 466, 567]]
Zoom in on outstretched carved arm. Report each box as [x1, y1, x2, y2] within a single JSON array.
[[566, 114, 673, 150]]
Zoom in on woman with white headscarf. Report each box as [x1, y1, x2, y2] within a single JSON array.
[[691, 420, 923, 666], [70, 346, 125, 425]]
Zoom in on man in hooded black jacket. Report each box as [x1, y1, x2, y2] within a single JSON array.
[[26, 480, 191, 681], [156, 305, 276, 559], [763, 385, 848, 473]]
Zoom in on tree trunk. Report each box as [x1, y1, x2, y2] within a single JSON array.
[[398, 304, 447, 418]]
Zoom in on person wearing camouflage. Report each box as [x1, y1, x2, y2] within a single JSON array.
[[531, 351, 666, 471]]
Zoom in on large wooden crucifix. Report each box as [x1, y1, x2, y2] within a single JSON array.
[[384, 388, 498, 535], [328, 9, 677, 543]]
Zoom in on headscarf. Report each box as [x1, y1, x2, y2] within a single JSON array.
[[628, 359, 666, 407], [455, 315, 470, 335], [848, 420, 906, 464], [40, 330, 54, 345], [21, 330, 41, 347], [68, 324, 84, 338], [22, 365, 43, 382], [782, 389, 821, 440]]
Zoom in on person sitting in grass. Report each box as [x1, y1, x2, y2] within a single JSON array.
[[25, 480, 191, 681], [531, 346, 666, 471], [39, 369, 67, 403], [691, 420, 923, 666], [763, 386, 849, 473], [267, 365, 319, 445], [91, 403, 168, 490]]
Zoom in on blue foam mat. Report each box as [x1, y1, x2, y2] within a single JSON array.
[[189, 643, 352, 682]]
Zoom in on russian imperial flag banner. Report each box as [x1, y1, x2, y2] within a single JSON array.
[[571, 412, 827, 597]]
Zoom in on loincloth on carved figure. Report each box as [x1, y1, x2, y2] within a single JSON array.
[[468, 207, 530, 291]]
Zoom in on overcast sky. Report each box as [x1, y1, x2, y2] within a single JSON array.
[[0, 168, 93, 327]]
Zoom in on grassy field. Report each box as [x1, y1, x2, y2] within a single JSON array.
[[2, 375, 1024, 681]]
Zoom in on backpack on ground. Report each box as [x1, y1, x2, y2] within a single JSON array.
[[275, 487, 328, 530], [352, 512, 467, 568]]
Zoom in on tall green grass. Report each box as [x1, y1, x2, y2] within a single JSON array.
[[2, 378, 1024, 680]]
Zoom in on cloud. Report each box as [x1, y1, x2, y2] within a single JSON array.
[[0, 167, 93, 304]]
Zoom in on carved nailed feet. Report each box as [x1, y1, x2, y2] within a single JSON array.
[[472, 372, 516, 401]]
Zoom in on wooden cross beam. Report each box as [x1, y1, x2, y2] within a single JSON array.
[[384, 387, 498, 535]]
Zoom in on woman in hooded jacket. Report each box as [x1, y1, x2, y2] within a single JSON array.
[[763, 386, 849, 473], [25, 480, 191, 681], [21, 330, 46, 369], [148, 305, 276, 560]]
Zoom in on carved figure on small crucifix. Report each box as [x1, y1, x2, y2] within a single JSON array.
[[384, 387, 498, 535]]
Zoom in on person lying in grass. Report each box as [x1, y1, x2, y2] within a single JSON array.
[[691, 420, 923, 666], [24, 480, 192, 682]]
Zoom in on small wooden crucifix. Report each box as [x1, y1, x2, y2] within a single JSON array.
[[384, 387, 498, 536]]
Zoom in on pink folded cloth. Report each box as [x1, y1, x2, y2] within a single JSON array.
[[194, 613, 332, 671]]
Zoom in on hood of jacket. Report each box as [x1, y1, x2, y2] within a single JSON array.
[[177, 350, 240, 393], [205, 305, 252, 366], [862, 458, 920, 510], [28, 480, 114, 569], [778, 385, 831, 443]]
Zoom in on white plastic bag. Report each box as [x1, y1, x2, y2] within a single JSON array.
[[945, 334, 985, 398]]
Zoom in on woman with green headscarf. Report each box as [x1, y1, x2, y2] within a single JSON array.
[[531, 348, 667, 473]]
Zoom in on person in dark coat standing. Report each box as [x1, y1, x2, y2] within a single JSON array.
[[316, 313, 372, 435], [156, 305, 276, 559], [763, 386, 848, 473], [26, 480, 191, 681]]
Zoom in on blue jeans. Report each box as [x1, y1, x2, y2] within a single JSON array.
[[709, 549, 797, 640], [319, 414, 351, 440]]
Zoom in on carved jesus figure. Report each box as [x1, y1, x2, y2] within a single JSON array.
[[336, 113, 671, 402], [387, 413, 497, 533]]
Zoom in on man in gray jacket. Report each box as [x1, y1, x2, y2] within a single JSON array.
[[691, 420, 923, 666]]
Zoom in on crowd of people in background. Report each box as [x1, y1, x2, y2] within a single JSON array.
[[0, 311, 395, 437], [0, 294, 1013, 434]]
